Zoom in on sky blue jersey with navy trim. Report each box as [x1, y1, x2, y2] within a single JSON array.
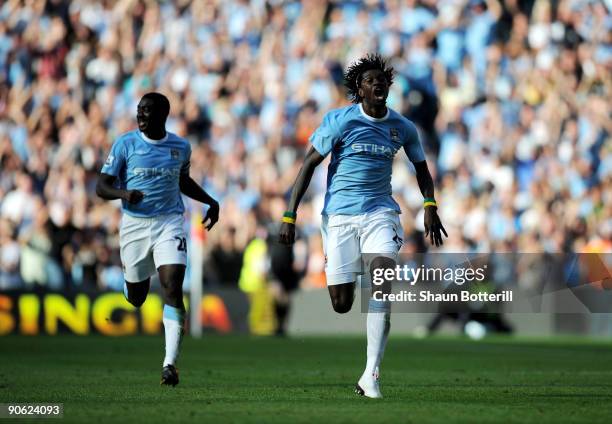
[[101, 130, 191, 218], [310, 104, 425, 215]]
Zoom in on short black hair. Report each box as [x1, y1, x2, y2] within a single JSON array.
[[344, 53, 394, 103], [142, 92, 170, 117]]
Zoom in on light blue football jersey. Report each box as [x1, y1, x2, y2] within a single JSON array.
[[101, 130, 191, 218], [310, 104, 425, 215]]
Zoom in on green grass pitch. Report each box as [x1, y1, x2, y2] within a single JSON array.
[[1, 334, 612, 423]]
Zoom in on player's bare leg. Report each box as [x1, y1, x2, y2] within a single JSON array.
[[356, 256, 394, 399], [123, 278, 151, 307], [328, 282, 356, 314], [158, 264, 186, 387]]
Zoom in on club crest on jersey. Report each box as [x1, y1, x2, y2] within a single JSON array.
[[170, 149, 180, 160], [390, 128, 400, 143]]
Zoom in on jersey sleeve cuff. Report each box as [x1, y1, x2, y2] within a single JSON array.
[[310, 140, 328, 157]]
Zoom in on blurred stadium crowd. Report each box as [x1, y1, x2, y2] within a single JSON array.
[[0, 0, 610, 292]]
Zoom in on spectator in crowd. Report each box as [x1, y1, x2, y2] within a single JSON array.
[[0, 0, 609, 294]]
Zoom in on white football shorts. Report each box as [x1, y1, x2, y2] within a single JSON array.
[[119, 213, 187, 282], [320, 208, 403, 286]]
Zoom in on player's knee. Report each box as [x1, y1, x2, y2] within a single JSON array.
[[370, 256, 395, 274], [126, 295, 146, 308], [158, 266, 185, 297], [124, 280, 150, 308], [331, 296, 353, 314]]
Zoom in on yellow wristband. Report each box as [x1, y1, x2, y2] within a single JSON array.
[[282, 216, 296, 224], [424, 201, 437, 208]]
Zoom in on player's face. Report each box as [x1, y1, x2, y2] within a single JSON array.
[[136, 97, 160, 133], [359, 69, 389, 106]]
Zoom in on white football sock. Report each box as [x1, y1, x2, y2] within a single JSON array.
[[162, 304, 185, 367], [364, 298, 391, 378]]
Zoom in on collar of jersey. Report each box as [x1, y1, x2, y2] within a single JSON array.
[[139, 130, 169, 144], [359, 104, 389, 122]]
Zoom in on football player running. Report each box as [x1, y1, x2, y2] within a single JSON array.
[[96, 92, 219, 386], [279, 54, 447, 398]]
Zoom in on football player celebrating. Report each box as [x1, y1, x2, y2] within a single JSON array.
[[279, 54, 447, 398], [96, 92, 219, 386]]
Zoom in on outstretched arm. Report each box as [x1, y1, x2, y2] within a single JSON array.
[[179, 174, 219, 230], [279, 146, 325, 245], [413, 160, 448, 247], [96, 173, 144, 204]]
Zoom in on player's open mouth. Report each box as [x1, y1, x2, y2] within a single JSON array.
[[373, 87, 386, 99]]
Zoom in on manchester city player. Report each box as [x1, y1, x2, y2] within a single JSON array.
[[279, 54, 447, 398], [96, 92, 219, 386]]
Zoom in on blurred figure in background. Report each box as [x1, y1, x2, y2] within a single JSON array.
[[266, 196, 308, 336], [0, 0, 608, 310]]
